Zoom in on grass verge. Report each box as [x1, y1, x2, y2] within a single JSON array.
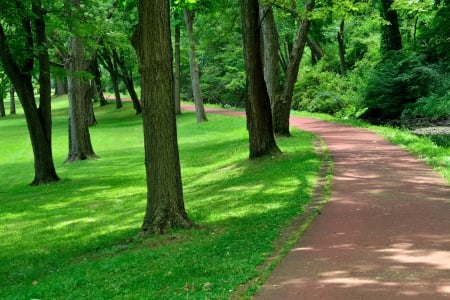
[[0, 97, 321, 299]]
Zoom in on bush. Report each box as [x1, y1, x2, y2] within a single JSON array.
[[402, 93, 450, 121], [362, 51, 440, 121], [293, 65, 366, 119]]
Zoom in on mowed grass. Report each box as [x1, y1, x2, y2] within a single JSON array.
[[0, 97, 320, 299]]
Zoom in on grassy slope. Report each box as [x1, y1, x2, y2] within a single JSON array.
[[0, 97, 320, 299]]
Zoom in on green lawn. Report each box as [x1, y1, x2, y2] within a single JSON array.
[[0, 97, 321, 299]]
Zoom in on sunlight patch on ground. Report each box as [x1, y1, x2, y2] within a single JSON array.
[[377, 242, 450, 270]]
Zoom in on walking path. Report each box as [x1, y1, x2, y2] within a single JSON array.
[[181, 105, 450, 299]]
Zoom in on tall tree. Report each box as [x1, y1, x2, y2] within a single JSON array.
[[241, 0, 281, 158], [132, 0, 195, 234], [184, 9, 208, 123], [379, 0, 402, 53], [273, 0, 315, 136], [174, 11, 182, 115], [65, 0, 98, 162], [99, 49, 123, 109], [0, 0, 59, 185], [259, 4, 281, 111]]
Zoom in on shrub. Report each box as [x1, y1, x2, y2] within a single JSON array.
[[362, 51, 441, 121], [293, 65, 366, 119]]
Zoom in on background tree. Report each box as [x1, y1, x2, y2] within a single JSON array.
[[379, 0, 402, 53], [132, 0, 195, 233], [183, 8, 208, 123], [9, 86, 15, 115], [274, 0, 315, 136], [65, 0, 98, 162], [0, 0, 59, 185], [0, 70, 7, 117], [241, 0, 281, 158]]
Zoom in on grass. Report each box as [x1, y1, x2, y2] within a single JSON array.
[[292, 110, 450, 183], [0, 97, 321, 299]]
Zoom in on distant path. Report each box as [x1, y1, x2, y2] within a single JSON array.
[[182, 105, 450, 299]]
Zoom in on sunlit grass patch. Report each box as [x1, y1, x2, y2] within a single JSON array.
[[0, 100, 320, 299]]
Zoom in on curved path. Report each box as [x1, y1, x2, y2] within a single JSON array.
[[181, 105, 450, 299]]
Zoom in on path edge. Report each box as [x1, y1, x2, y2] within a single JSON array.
[[231, 136, 333, 299]]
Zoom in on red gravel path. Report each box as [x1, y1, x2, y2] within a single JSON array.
[[181, 105, 450, 299]]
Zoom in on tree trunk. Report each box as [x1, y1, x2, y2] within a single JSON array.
[[54, 78, 68, 96], [113, 49, 142, 114], [121, 72, 141, 114], [132, 0, 195, 234], [0, 4, 59, 185], [101, 51, 123, 109], [274, 0, 315, 136], [183, 9, 207, 123], [89, 55, 108, 106], [174, 12, 182, 115], [111, 70, 123, 109], [307, 38, 323, 65], [10, 86, 16, 115], [0, 96, 5, 117], [241, 0, 281, 159], [337, 19, 346, 76], [379, 0, 403, 53], [66, 34, 98, 162], [84, 81, 97, 126], [259, 4, 281, 110]]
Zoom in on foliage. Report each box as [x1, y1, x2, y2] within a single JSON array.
[[415, 0, 450, 62], [0, 97, 320, 299], [293, 60, 368, 119], [362, 51, 441, 120]]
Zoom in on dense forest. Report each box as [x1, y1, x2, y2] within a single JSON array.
[[1, 0, 448, 124], [1, 0, 449, 232]]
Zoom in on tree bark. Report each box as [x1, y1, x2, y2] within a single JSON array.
[[0, 3, 59, 185], [337, 19, 346, 76], [66, 34, 98, 162], [184, 9, 207, 123], [241, 0, 281, 159], [132, 0, 195, 234], [174, 12, 182, 116], [54, 78, 68, 96], [112, 48, 142, 114], [10, 86, 16, 115], [0, 96, 5, 117], [89, 55, 108, 106], [274, 0, 315, 136], [307, 38, 323, 65], [379, 0, 403, 53], [259, 4, 281, 110]]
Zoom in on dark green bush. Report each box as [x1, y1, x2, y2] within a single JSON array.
[[362, 51, 440, 120]]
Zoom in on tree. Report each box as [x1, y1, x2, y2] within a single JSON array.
[[184, 8, 208, 123], [173, 10, 182, 115], [273, 0, 315, 136], [259, 4, 281, 111], [0, 0, 60, 185], [65, 0, 98, 162], [132, 0, 195, 234], [0, 70, 7, 117], [379, 0, 402, 53], [99, 48, 123, 109], [241, 0, 281, 158], [9, 85, 16, 115]]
